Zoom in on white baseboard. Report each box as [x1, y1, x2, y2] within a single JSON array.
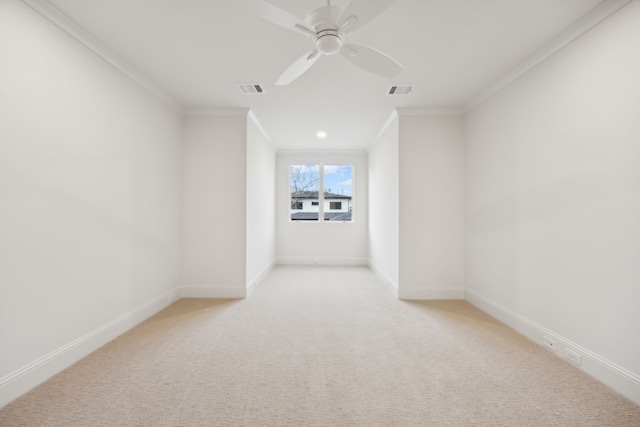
[[181, 284, 246, 299], [276, 257, 368, 266], [246, 260, 275, 297], [0, 287, 180, 409], [465, 287, 640, 406], [398, 286, 464, 300], [367, 261, 399, 298]]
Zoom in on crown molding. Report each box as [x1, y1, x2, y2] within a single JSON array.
[[367, 110, 398, 151], [20, 0, 181, 111], [396, 108, 464, 117], [275, 258, 368, 266], [276, 149, 367, 155], [248, 110, 272, 144], [184, 108, 251, 117], [465, 0, 633, 112], [21, 0, 632, 124]]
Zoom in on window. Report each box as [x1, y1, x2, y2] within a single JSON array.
[[290, 164, 319, 221], [290, 164, 353, 222], [324, 164, 352, 221]]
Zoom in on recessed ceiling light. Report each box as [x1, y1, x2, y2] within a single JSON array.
[[317, 131, 327, 139]]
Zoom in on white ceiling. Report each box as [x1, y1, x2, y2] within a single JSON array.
[[47, 0, 605, 150]]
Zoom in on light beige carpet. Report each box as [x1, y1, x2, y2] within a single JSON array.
[[1, 266, 639, 426]]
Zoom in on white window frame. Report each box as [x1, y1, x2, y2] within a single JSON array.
[[288, 162, 354, 224]]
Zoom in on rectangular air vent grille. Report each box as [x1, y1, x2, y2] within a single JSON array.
[[388, 85, 415, 95], [237, 83, 264, 94]]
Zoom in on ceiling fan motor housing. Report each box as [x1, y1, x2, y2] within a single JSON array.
[[315, 30, 343, 55], [307, 5, 344, 55], [259, 0, 403, 85]]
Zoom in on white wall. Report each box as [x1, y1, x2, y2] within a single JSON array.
[[465, 2, 640, 405], [0, 0, 182, 407], [182, 111, 248, 298], [276, 151, 368, 264], [368, 113, 400, 292], [397, 112, 465, 300], [246, 112, 276, 293]]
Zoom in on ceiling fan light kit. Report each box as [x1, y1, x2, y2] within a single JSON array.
[[315, 30, 344, 55], [244, 0, 403, 86]]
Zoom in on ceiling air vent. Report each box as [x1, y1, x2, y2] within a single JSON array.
[[237, 83, 265, 94], [387, 85, 414, 95]]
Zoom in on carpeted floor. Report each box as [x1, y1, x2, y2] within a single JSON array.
[[1, 265, 639, 426]]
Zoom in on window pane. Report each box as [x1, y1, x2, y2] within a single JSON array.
[[323, 165, 352, 221], [290, 164, 319, 221]]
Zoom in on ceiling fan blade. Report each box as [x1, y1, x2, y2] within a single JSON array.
[[240, 0, 315, 36], [276, 50, 321, 86], [340, 43, 402, 78], [337, 0, 397, 33]]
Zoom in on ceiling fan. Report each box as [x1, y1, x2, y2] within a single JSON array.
[[242, 0, 403, 86]]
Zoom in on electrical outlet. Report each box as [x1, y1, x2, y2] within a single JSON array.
[[566, 348, 582, 366], [543, 336, 557, 352]]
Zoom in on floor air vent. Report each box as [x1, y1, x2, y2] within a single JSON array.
[[388, 85, 414, 95], [237, 83, 264, 94]]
